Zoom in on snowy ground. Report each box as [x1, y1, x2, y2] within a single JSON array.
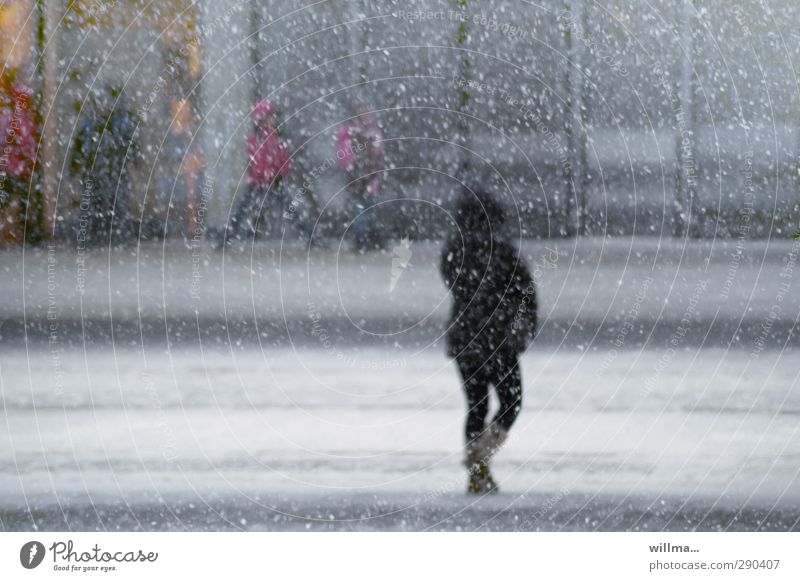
[[3, 236, 800, 347], [1, 237, 799, 530], [2, 344, 798, 531]]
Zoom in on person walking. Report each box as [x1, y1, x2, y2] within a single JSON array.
[[70, 87, 140, 245], [336, 103, 385, 251], [440, 190, 537, 494], [161, 98, 204, 238], [0, 81, 37, 244], [227, 97, 291, 242]]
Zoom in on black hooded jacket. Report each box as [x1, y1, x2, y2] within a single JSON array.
[[440, 194, 537, 358]]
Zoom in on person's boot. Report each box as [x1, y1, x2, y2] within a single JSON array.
[[465, 440, 498, 495], [464, 425, 509, 494], [477, 424, 509, 460]]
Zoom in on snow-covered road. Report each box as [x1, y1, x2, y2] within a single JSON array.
[[3, 237, 800, 347], [2, 237, 799, 530], [2, 346, 798, 531]]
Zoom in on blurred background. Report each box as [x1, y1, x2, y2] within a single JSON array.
[[0, 0, 798, 244]]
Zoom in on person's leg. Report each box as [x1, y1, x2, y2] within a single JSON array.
[[297, 185, 321, 243], [456, 354, 490, 444], [490, 351, 523, 433], [113, 180, 133, 244], [269, 179, 286, 238], [353, 204, 368, 251], [185, 172, 198, 238], [93, 178, 114, 245], [349, 184, 370, 251], [459, 351, 522, 493], [0, 184, 21, 245], [456, 353, 499, 494], [250, 184, 271, 240], [229, 184, 261, 241]]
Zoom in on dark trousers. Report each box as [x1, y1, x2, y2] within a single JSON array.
[[349, 192, 386, 251], [456, 349, 522, 444], [80, 177, 131, 246], [230, 180, 285, 240]]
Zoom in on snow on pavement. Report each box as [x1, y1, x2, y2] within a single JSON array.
[[1, 345, 798, 531]]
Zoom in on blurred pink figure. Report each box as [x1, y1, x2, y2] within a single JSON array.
[[229, 97, 292, 240], [247, 97, 291, 189], [336, 104, 384, 197], [0, 83, 36, 244], [336, 103, 385, 250]]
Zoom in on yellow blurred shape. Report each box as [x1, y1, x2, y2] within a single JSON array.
[[0, 1, 33, 70]]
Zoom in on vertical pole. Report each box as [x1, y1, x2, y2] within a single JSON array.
[[555, 8, 567, 236], [675, 0, 696, 237], [453, 0, 472, 182], [250, 1, 261, 91], [38, 0, 59, 239], [566, 0, 588, 236], [199, 0, 254, 227], [349, 0, 368, 94]]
